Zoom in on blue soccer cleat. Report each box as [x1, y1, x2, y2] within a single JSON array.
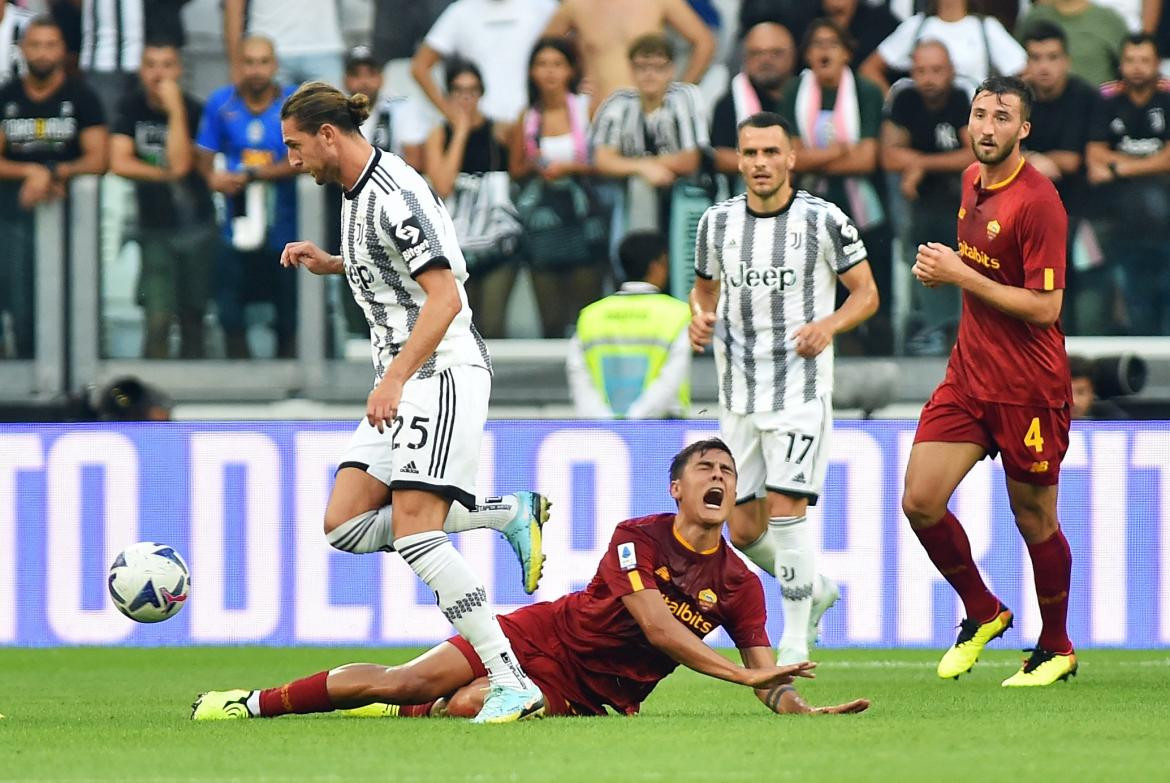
[[502, 492, 550, 594], [471, 684, 546, 724]]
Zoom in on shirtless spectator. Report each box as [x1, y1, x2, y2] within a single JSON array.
[[543, 0, 716, 108]]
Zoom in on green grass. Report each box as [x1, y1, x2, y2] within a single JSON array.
[[1, 647, 1166, 782]]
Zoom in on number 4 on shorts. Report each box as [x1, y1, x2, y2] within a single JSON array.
[[1024, 417, 1045, 453]]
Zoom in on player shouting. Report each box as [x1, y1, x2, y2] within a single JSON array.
[[192, 439, 870, 720], [903, 76, 1076, 687], [274, 82, 547, 722]]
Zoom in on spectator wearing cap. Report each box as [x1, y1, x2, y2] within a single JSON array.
[[344, 45, 428, 171]]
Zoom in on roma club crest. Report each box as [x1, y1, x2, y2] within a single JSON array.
[[697, 588, 718, 612], [986, 219, 1001, 240]]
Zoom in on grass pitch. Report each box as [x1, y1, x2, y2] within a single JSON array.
[[0, 647, 1166, 782]]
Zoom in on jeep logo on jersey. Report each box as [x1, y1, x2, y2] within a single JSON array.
[[347, 263, 374, 292], [726, 262, 797, 290]]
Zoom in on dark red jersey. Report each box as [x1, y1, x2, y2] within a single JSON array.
[[498, 513, 769, 715], [947, 160, 1071, 407]]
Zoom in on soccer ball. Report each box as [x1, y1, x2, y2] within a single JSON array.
[[108, 542, 191, 623]]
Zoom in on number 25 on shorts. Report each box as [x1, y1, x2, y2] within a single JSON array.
[[1024, 417, 1045, 454]]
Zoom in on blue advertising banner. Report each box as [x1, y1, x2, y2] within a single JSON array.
[[0, 420, 1166, 648]]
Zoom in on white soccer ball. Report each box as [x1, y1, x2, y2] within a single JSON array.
[[108, 542, 191, 623]]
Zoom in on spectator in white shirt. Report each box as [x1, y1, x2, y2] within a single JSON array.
[[223, 0, 344, 88], [411, 0, 558, 127], [859, 0, 1026, 94]]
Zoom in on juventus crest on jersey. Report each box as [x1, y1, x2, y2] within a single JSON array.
[[341, 147, 491, 383], [694, 192, 867, 415]]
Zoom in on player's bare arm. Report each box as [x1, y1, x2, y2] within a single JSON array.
[[620, 588, 815, 689], [366, 266, 462, 432], [688, 276, 719, 352], [280, 240, 344, 276], [740, 646, 870, 715], [663, 0, 716, 85], [793, 261, 879, 359], [913, 242, 1062, 327]]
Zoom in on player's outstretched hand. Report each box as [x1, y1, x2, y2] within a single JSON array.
[[776, 687, 870, 716], [792, 320, 832, 358], [689, 310, 716, 352], [742, 660, 816, 689], [281, 240, 341, 275]]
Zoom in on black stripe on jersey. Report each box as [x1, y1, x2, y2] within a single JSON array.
[[397, 189, 443, 378], [371, 166, 400, 192], [715, 209, 734, 408], [695, 211, 711, 279], [770, 209, 789, 411], [409, 256, 451, 279], [114, 0, 124, 71], [801, 210, 820, 403], [374, 205, 424, 359], [739, 213, 759, 414], [348, 197, 390, 377], [469, 322, 492, 373], [369, 172, 391, 196], [437, 371, 457, 476], [345, 147, 382, 200]]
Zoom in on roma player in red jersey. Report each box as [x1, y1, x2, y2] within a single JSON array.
[[192, 439, 869, 720], [904, 76, 1075, 687]]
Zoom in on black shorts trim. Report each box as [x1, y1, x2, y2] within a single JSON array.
[[336, 460, 371, 476], [765, 485, 820, 506], [390, 479, 475, 510]]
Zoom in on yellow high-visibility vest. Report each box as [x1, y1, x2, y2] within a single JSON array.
[[575, 288, 692, 417]]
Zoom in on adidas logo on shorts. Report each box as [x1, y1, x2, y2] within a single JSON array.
[[401, 461, 420, 475], [792, 472, 806, 483]]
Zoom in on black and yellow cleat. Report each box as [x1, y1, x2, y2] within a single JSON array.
[[937, 604, 1014, 680], [1002, 648, 1078, 687], [191, 689, 252, 720]]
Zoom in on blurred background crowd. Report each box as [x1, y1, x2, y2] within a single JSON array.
[[1, 0, 1168, 394]]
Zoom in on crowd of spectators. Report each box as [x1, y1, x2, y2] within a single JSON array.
[[2, 0, 1170, 361]]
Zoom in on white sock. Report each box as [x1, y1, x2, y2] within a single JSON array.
[[394, 531, 533, 691], [245, 690, 261, 717], [443, 494, 519, 533], [771, 515, 815, 656], [740, 529, 776, 576], [326, 495, 522, 553]]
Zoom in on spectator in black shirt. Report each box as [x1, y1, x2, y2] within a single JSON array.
[[1020, 22, 1101, 334], [821, 0, 900, 66], [0, 16, 106, 358], [1086, 33, 1170, 334], [110, 41, 216, 359], [880, 39, 973, 353], [710, 21, 796, 176]]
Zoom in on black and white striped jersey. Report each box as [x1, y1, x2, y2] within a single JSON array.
[[0, 3, 33, 86], [694, 191, 868, 415], [341, 147, 491, 384], [590, 82, 709, 156], [80, 0, 142, 73]]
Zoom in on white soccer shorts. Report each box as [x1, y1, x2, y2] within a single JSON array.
[[719, 393, 833, 505], [338, 364, 490, 509]]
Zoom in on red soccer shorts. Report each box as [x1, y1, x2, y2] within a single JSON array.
[[915, 378, 1070, 486], [447, 602, 597, 717]]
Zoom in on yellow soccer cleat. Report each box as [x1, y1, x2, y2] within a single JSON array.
[[937, 605, 1014, 680], [342, 703, 401, 718], [1002, 648, 1078, 687], [191, 689, 253, 720]]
